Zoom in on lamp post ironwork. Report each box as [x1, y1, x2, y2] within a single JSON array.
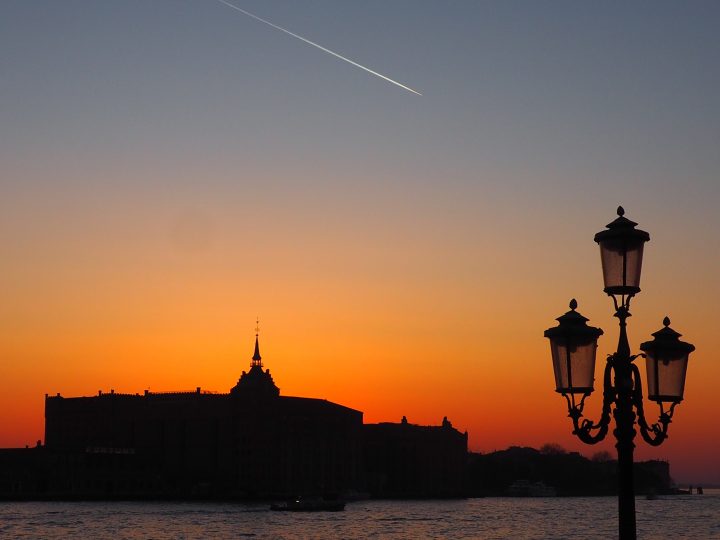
[[544, 207, 695, 540]]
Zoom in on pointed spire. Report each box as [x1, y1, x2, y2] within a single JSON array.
[[230, 317, 280, 398], [252, 335, 262, 363], [251, 317, 262, 366]]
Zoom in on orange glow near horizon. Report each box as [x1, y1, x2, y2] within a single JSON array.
[[2, 257, 718, 485]]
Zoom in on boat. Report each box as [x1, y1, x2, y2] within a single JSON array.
[[270, 497, 346, 512]]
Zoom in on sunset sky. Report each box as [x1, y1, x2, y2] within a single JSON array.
[[2, 1, 719, 484]]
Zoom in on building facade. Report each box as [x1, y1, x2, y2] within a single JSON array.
[[41, 336, 363, 498], [363, 416, 468, 497], [2, 336, 468, 499]]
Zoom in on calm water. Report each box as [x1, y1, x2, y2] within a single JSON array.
[[1, 494, 719, 539]]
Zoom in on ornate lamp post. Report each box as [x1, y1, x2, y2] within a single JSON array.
[[544, 207, 695, 540]]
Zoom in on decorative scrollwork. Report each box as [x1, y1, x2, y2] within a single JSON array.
[[631, 363, 675, 446], [563, 361, 615, 445], [611, 293, 635, 314]]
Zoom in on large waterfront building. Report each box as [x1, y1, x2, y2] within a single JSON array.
[[1, 336, 468, 499]]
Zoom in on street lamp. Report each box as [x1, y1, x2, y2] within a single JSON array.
[[545, 299, 603, 395], [543, 206, 695, 540]]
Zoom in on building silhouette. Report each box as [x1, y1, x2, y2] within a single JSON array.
[[1, 335, 467, 500], [364, 416, 468, 498]]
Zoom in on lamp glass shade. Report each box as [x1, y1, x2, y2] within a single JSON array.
[[644, 352, 689, 403], [640, 317, 694, 403], [544, 300, 603, 395], [598, 239, 645, 296], [549, 337, 598, 394]]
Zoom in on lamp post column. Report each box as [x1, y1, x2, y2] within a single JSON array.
[[615, 403, 637, 540], [613, 307, 637, 540]]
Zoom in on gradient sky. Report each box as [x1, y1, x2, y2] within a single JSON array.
[[2, 1, 719, 484]]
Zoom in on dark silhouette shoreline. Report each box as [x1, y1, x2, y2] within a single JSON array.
[[466, 446, 678, 497], [0, 338, 684, 502], [1, 443, 681, 502]]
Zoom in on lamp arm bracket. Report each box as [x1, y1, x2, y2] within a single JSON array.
[[631, 363, 674, 447], [564, 362, 614, 445], [611, 293, 635, 313]]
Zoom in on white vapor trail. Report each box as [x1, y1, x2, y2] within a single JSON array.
[[214, 0, 422, 96]]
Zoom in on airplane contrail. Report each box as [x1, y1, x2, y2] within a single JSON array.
[[214, 0, 422, 96]]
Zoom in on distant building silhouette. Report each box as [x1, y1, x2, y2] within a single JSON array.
[[364, 416, 468, 498], [465, 446, 675, 497], [1, 335, 467, 500]]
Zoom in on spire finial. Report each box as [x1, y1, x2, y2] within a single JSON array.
[[617, 206, 625, 217], [569, 298, 578, 311], [663, 316, 671, 327]]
